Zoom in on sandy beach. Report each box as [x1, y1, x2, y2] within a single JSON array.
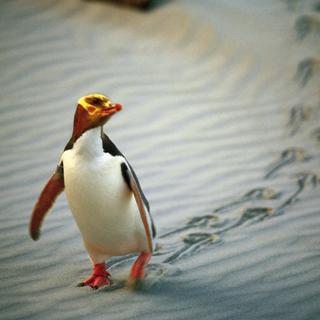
[[0, 0, 320, 319]]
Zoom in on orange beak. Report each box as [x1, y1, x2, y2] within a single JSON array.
[[101, 102, 122, 116]]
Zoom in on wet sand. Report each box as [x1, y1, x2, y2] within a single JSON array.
[[0, 0, 320, 319]]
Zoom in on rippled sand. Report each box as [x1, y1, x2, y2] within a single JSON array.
[[1, 0, 320, 319]]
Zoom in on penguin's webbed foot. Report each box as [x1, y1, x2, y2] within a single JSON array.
[[77, 263, 111, 289], [77, 275, 110, 289], [127, 252, 151, 290]]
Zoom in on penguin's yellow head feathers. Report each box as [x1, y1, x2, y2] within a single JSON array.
[[72, 93, 122, 141], [78, 93, 122, 117]]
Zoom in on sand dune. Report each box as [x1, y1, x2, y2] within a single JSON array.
[[0, 0, 319, 319]]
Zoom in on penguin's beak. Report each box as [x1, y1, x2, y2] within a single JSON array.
[[101, 103, 122, 116]]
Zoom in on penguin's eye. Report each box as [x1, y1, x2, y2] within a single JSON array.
[[87, 106, 96, 114]]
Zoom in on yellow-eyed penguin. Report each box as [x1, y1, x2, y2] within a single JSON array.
[[29, 93, 156, 289]]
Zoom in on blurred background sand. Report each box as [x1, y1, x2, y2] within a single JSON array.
[[0, 0, 320, 319]]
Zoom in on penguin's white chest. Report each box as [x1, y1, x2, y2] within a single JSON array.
[[61, 131, 147, 260]]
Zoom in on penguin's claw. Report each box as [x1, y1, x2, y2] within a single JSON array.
[[78, 263, 111, 289], [76, 282, 85, 287]]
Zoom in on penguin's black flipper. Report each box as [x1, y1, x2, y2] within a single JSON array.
[[103, 134, 151, 207], [29, 165, 65, 241], [102, 133, 155, 236], [121, 162, 155, 253]]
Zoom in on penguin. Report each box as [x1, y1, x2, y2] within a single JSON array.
[[29, 93, 156, 289]]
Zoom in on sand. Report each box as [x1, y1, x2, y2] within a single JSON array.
[[0, 0, 320, 319]]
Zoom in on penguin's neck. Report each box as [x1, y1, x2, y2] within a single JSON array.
[[72, 126, 104, 158]]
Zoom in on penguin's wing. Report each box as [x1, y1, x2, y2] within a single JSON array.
[[29, 164, 64, 241], [121, 162, 154, 253]]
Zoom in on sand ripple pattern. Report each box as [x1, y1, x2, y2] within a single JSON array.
[[0, 1, 320, 320]]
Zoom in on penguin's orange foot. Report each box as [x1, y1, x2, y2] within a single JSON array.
[[77, 263, 111, 289], [78, 274, 110, 289], [127, 252, 151, 289]]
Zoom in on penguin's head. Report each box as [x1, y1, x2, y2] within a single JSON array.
[[78, 93, 122, 122], [72, 93, 122, 140]]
